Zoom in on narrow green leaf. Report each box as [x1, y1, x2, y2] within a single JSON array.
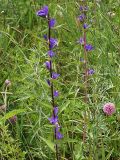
[[40, 137, 55, 152], [1, 109, 26, 121]]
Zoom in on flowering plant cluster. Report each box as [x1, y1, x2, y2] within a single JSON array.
[[36, 6, 63, 141], [77, 2, 94, 76]]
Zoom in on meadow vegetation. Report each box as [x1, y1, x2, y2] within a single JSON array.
[[0, 0, 120, 159]]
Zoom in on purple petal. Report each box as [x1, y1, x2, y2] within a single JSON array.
[[56, 131, 63, 139], [49, 38, 58, 49], [80, 6, 88, 11], [54, 107, 58, 115], [78, 14, 86, 21], [77, 37, 84, 45], [54, 90, 59, 97], [48, 116, 58, 124], [52, 72, 60, 79], [88, 69, 95, 75], [45, 61, 51, 70], [48, 50, 55, 58], [36, 6, 48, 18], [49, 18, 56, 28], [83, 23, 89, 29], [85, 44, 94, 51]]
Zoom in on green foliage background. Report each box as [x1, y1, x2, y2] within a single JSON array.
[[0, 0, 120, 159]]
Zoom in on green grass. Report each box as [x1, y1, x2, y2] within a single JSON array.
[[0, 0, 120, 159]]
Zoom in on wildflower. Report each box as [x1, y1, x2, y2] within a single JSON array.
[[48, 115, 58, 124], [36, 6, 48, 18], [49, 38, 58, 49], [77, 37, 84, 45], [45, 61, 51, 70], [103, 103, 116, 116], [5, 79, 11, 87], [52, 72, 60, 79], [85, 44, 94, 51], [37, 6, 63, 142], [54, 90, 59, 97], [55, 124, 63, 139], [83, 23, 89, 29], [78, 14, 86, 22], [56, 131, 63, 139], [80, 6, 88, 11], [54, 106, 58, 115], [88, 69, 95, 75], [49, 18, 56, 28], [48, 50, 55, 57]]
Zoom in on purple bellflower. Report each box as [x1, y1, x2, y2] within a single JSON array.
[[52, 72, 60, 79], [54, 90, 59, 97], [45, 61, 51, 70], [85, 44, 94, 51], [88, 69, 95, 75], [54, 106, 58, 115], [48, 50, 55, 57], [36, 6, 48, 18], [49, 38, 58, 49], [78, 14, 86, 22], [77, 37, 84, 45], [48, 115, 58, 124], [80, 6, 88, 12], [49, 18, 56, 28], [55, 124, 63, 139], [83, 23, 89, 29], [56, 131, 63, 139]]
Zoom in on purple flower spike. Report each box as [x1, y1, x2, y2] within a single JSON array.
[[45, 61, 51, 70], [48, 50, 55, 57], [88, 69, 95, 75], [49, 18, 56, 28], [36, 6, 48, 18], [85, 44, 94, 51], [54, 106, 58, 115], [54, 90, 59, 97], [52, 72, 60, 79], [48, 116, 58, 124], [56, 131, 63, 139], [49, 38, 58, 49], [78, 14, 86, 22]]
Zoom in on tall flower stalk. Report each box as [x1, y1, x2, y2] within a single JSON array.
[[36, 6, 62, 160], [77, 1, 94, 142]]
